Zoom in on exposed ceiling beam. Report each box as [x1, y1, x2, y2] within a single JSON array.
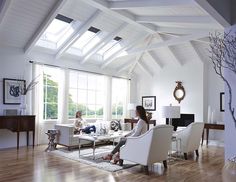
[[194, 0, 230, 28], [136, 15, 215, 24], [0, 0, 12, 25], [80, 22, 128, 64], [55, 10, 101, 59], [24, 0, 68, 54], [80, 0, 156, 34], [189, 41, 206, 63], [126, 32, 208, 56], [146, 51, 164, 68], [137, 62, 153, 77], [101, 33, 148, 69], [156, 26, 223, 35], [109, 0, 195, 9]]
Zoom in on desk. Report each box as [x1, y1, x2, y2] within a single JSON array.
[[124, 118, 156, 130], [201, 123, 224, 145], [0, 115, 35, 149]]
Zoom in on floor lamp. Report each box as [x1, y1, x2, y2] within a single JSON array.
[[162, 105, 180, 126]]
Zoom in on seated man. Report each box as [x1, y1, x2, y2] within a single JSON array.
[[74, 111, 96, 134]]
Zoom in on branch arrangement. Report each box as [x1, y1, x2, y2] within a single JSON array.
[[209, 32, 236, 127]]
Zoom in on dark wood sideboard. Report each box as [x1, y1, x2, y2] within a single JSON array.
[[0, 115, 35, 149], [124, 118, 156, 130]]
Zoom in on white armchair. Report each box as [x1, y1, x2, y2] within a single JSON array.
[[172, 122, 204, 160], [119, 125, 173, 173]]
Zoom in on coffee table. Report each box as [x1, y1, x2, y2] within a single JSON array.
[[78, 131, 129, 160]]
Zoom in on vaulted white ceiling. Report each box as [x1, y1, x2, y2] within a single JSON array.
[[0, 0, 231, 77]]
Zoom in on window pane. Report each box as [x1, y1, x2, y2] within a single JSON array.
[[88, 75, 96, 90], [68, 103, 77, 119], [96, 91, 104, 105], [46, 86, 58, 103], [78, 104, 87, 116], [46, 103, 58, 119], [88, 91, 95, 104], [78, 74, 87, 89], [69, 88, 77, 104], [96, 105, 103, 118], [87, 105, 95, 118], [78, 89, 87, 104], [69, 72, 78, 89], [96, 76, 104, 90]]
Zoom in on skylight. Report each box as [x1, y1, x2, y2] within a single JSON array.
[[98, 36, 123, 59], [36, 14, 77, 49]]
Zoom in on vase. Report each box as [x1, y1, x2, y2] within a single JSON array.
[[20, 95, 27, 115], [222, 157, 236, 182]]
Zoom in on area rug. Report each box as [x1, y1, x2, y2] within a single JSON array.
[[51, 145, 137, 172]]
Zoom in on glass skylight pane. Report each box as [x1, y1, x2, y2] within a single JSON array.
[[72, 31, 96, 50], [103, 42, 123, 60], [97, 40, 118, 55], [83, 35, 101, 54]]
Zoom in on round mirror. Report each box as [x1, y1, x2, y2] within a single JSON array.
[[173, 81, 186, 103]]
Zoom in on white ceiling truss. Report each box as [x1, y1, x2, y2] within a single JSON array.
[[0, 0, 232, 75]]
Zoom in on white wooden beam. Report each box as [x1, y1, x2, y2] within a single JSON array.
[[146, 51, 164, 68], [55, 10, 101, 59], [24, 0, 68, 54], [80, 22, 128, 64], [109, 0, 195, 9], [0, 0, 11, 25], [189, 41, 206, 63], [136, 15, 215, 24], [80, 0, 156, 34], [128, 54, 143, 75], [194, 0, 230, 28], [101, 34, 148, 69], [156, 26, 223, 35], [127, 32, 208, 56]]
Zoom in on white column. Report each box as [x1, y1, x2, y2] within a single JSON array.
[[104, 76, 112, 121]]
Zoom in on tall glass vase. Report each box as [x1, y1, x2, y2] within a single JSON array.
[[20, 95, 27, 115]]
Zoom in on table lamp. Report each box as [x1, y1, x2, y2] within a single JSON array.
[[162, 105, 180, 125]]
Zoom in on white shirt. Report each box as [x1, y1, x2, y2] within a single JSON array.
[[128, 118, 148, 137], [74, 118, 88, 130]]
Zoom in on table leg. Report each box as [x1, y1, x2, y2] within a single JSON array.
[[201, 129, 205, 146], [93, 141, 96, 160], [33, 130, 35, 149], [17, 131, 19, 150], [26, 131, 29, 147], [206, 128, 209, 146], [78, 138, 81, 157]]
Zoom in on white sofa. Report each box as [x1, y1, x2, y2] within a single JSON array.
[[55, 120, 131, 150], [172, 122, 204, 160], [120, 125, 173, 174]]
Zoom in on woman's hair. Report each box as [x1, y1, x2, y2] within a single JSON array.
[[76, 111, 82, 118], [136, 105, 148, 123]]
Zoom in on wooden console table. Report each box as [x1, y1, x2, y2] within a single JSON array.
[[0, 115, 35, 149], [124, 118, 156, 130], [201, 123, 224, 146]]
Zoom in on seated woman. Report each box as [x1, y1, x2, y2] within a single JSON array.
[[74, 111, 96, 134], [102, 105, 148, 164]]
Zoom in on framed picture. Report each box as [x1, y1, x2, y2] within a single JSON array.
[[142, 96, 156, 111], [220, 92, 225, 112], [3, 78, 25, 105]]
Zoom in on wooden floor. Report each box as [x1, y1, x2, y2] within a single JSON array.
[[0, 145, 224, 182]]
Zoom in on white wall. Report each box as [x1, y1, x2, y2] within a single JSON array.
[[132, 60, 205, 123], [224, 25, 236, 160], [0, 46, 32, 149]]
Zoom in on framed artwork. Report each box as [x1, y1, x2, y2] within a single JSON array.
[[3, 78, 25, 105], [142, 96, 156, 111], [220, 92, 225, 112]]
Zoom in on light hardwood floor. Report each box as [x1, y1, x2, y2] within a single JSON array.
[[0, 145, 224, 182]]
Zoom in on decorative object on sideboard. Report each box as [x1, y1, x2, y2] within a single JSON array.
[[220, 92, 225, 112], [222, 156, 236, 182], [209, 32, 236, 127], [142, 96, 156, 111], [3, 78, 25, 105], [162, 104, 180, 126], [173, 81, 186, 103], [146, 112, 152, 121]]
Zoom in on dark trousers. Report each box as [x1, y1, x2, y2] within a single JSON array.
[[111, 137, 127, 155], [82, 125, 96, 134]]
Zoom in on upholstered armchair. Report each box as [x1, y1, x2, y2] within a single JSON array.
[[172, 122, 204, 160], [119, 125, 173, 173]]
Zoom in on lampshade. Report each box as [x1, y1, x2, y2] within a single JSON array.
[[127, 103, 135, 111], [162, 106, 180, 118]]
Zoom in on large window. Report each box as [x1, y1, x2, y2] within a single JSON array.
[[68, 71, 105, 119], [112, 78, 128, 119], [43, 67, 61, 120]]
